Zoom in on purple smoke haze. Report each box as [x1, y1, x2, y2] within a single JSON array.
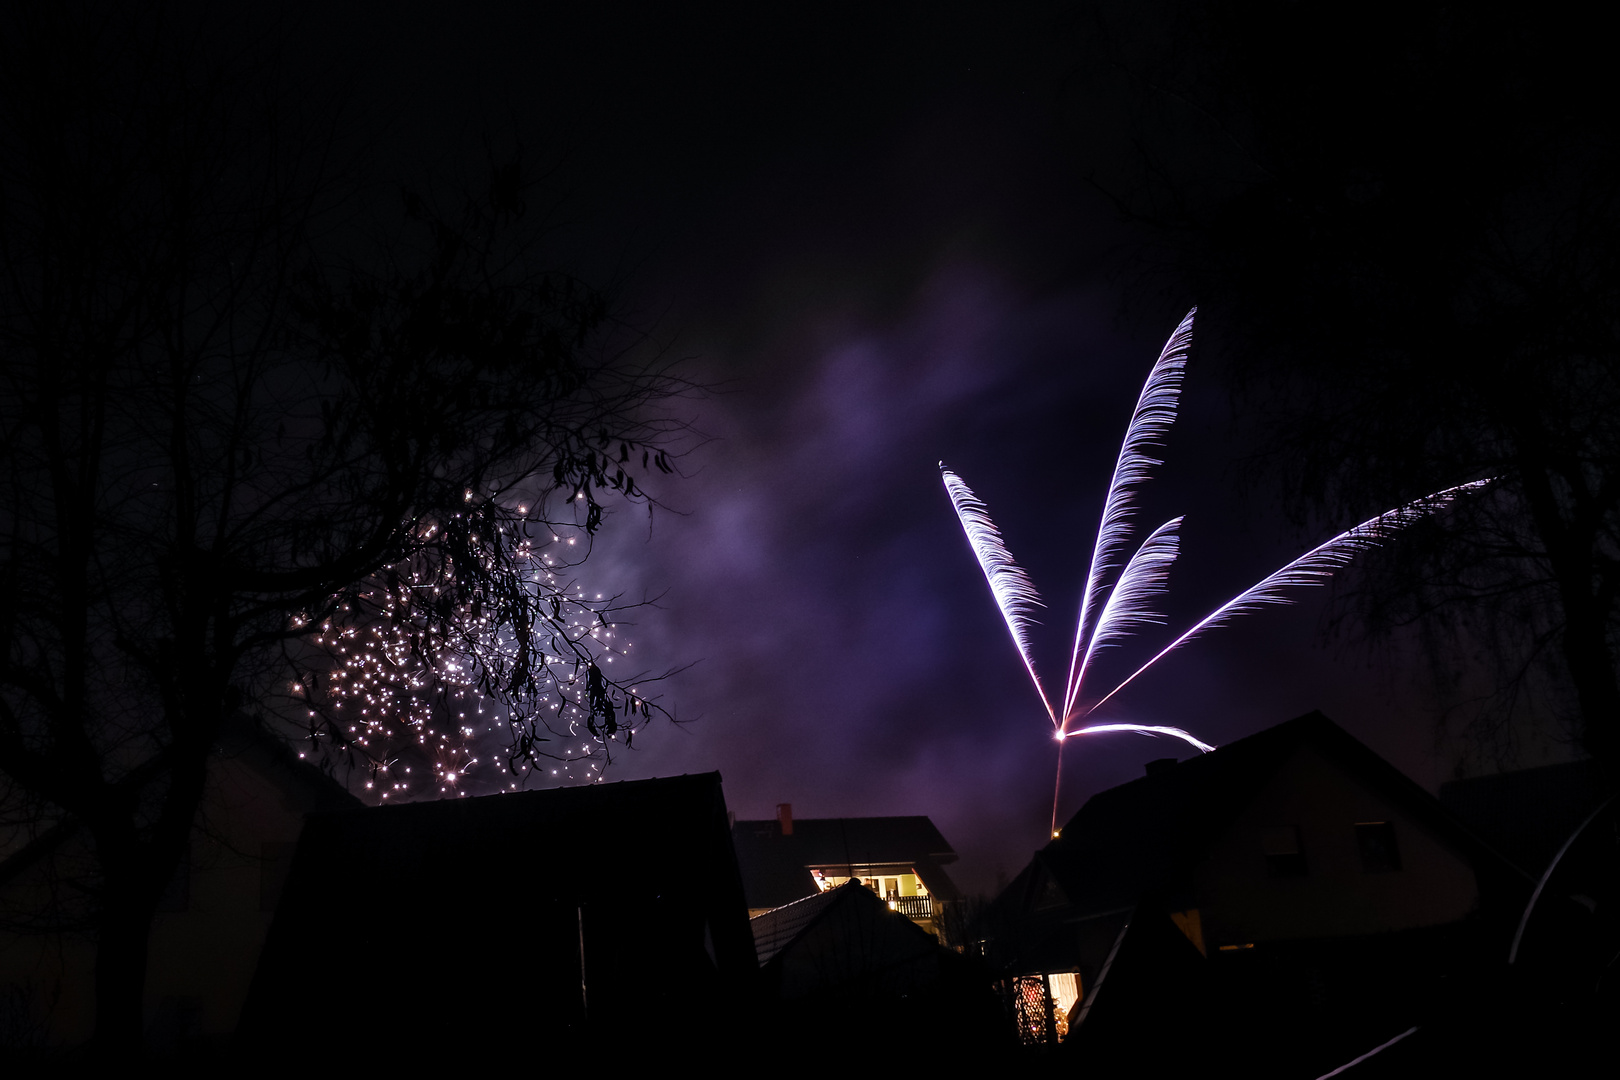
[[310, 1, 1507, 893]]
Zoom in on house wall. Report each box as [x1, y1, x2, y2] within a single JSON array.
[[143, 753, 309, 1042], [0, 750, 321, 1048], [1197, 745, 1479, 947]]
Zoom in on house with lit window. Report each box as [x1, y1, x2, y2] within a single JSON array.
[[978, 711, 1529, 1074], [729, 807, 961, 938]]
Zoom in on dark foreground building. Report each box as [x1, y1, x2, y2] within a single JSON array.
[[979, 712, 1532, 1077], [746, 880, 1007, 1056], [239, 772, 756, 1064], [1440, 758, 1608, 878]]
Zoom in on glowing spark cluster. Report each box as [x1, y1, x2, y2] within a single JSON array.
[[941, 309, 1490, 833], [287, 492, 662, 802]]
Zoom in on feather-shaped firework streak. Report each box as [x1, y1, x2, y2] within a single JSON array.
[[1064, 310, 1194, 720], [1064, 723, 1216, 754], [940, 467, 1056, 722], [939, 309, 1491, 835], [1078, 516, 1182, 682], [1080, 479, 1494, 718]]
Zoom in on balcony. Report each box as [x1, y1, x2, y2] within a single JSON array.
[[889, 895, 932, 919]]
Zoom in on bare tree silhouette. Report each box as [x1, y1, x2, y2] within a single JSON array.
[[0, 2, 687, 1051]]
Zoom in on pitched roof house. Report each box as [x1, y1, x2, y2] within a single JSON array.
[[730, 807, 960, 937], [980, 711, 1529, 1072]]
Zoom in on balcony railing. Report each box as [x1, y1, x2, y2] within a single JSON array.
[[889, 895, 932, 919]]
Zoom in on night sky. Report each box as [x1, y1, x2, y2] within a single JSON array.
[[305, 2, 1522, 894]]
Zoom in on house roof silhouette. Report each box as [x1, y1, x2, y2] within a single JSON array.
[[1024, 710, 1518, 921], [239, 771, 756, 1058], [1440, 757, 1606, 877], [981, 711, 1536, 1071]]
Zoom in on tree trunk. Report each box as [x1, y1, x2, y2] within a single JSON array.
[[94, 884, 152, 1054], [1561, 603, 1620, 778], [87, 730, 211, 1056], [91, 833, 158, 1056]]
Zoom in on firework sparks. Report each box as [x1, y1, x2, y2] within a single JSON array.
[[1063, 310, 1194, 721], [941, 311, 1490, 836], [1081, 479, 1494, 718], [1061, 723, 1216, 754], [288, 491, 664, 801], [941, 466, 1056, 723]]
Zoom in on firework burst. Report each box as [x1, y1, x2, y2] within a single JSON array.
[[286, 486, 668, 801], [941, 310, 1489, 835]]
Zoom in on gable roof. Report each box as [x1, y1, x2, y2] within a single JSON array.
[[748, 881, 1006, 1055], [733, 815, 956, 867], [272, 771, 743, 908], [731, 815, 960, 909], [751, 880, 950, 981], [750, 885, 846, 965], [1024, 711, 1522, 920]]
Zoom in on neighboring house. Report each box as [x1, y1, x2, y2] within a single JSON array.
[[1439, 757, 1607, 878], [730, 806, 961, 938], [238, 771, 757, 1061], [979, 711, 1528, 1074], [0, 714, 360, 1052]]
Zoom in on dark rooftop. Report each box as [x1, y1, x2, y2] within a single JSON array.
[[1440, 758, 1607, 877], [731, 815, 960, 910], [1031, 711, 1520, 918], [750, 886, 845, 965], [241, 772, 757, 1049]]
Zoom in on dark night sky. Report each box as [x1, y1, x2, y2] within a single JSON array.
[[299, 2, 1550, 893]]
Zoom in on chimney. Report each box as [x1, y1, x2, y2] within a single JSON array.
[[1145, 757, 1178, 777], [776, 802, 793, 835]]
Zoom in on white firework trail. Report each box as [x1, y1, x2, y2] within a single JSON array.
[[939, 309, 1491, 838], [1062, 309, 1194, 721], [1062, 723, 1217, 755], [1073, 515, 1182, 694], [940, 465, 1056, 723], [1080, 479, 1494, 718]]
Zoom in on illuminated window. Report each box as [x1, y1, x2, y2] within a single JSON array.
[[1355, 822, 1402, 872], [1261, 825, 1307, 878]]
